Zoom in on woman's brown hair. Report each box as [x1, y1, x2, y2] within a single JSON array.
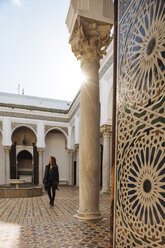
[[51, 156, 57, 168]]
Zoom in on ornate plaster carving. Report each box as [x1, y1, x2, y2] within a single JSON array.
[[0, 111, 68, 123], [0, 102, 80, 124], [70, 16, 112, 62], [11, 122, 37, 133]]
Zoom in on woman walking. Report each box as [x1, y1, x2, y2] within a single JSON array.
[[43, 156, 59, 206]]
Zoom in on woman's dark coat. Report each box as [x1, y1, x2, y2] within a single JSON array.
[[43, 164, 59, 184]]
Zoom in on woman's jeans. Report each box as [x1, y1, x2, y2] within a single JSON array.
[[47, 180, 56, 203]]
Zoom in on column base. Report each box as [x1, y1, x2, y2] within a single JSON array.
[[75, 210, 102, 221], [100, 189, 110, 194]]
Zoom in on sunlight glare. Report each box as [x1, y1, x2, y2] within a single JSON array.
[[0, 221, 21, 248], [80, 70, 87, 84]]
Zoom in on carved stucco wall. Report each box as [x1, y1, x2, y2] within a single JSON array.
[[115, 0, 165, 247]]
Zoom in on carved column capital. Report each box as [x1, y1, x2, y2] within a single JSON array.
[[37, 148, 45, 153], [68, 149, 74, 153], [74, 144, 79, 151], [100, 124, 112, 138], [70, 16, 112, 63], [3, 146, 11, 152]]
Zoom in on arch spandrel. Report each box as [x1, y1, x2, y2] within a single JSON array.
[[12, 125, 37, 146]]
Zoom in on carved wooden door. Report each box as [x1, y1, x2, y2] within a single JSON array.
[[33, 144, 39, 184], [10, 143, 16, 179]]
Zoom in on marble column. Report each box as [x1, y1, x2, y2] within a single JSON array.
[[4, 146, 10, 185], [38, 148, 44, 185], [70, 17, 111, 220], [101, 125, 112, 193], [68, 149, 73, 185]]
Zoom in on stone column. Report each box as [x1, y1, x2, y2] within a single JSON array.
[[4, 146, 10, 185], [70, 17, 111, 220], [101, 125, 112, 193], [68, 149, 73, 185], [38, 148, 44, 185]]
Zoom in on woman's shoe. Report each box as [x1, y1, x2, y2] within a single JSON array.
[[51, 202, 54, 206]]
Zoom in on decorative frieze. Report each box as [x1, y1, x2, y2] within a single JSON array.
[[0, 103, 80, 124], [0, 103, 68, 114], [0, 111, 69, 123]]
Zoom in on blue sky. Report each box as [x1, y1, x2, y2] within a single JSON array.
[[0, 0, 82, 101]]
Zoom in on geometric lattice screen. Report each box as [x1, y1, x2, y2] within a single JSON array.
[[115, 0, 165, 247]]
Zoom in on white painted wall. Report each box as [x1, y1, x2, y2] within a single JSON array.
[[2, 118, 12, 146], [107, 87, 113, 123], [71, 126, 75, 148], [43, 132, 69, 183], [0, 132, 5, 184]]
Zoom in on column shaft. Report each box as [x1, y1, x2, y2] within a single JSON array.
[[102, 134, 110, 193], [68, 149, 73, 185], [38, 148, 44, 185], [4, 147, 10, 184], [78, 60, 101, 220], [76, 146, 79, 187]]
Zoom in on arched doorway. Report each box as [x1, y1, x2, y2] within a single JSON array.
[[10, 126, 39, 184], [17, 150, 33, 183], [44, 129, 69, 184]]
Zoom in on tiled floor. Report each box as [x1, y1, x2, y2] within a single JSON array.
[[0, 186, 110, 248]]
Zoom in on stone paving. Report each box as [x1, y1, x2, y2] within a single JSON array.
[[0, 186, 110, 248]]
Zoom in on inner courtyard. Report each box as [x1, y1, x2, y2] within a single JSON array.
[[0, 0, 164, 247], [0, 186, 110, 248]]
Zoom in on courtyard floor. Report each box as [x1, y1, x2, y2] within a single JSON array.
[[0, 186, 110, 248]]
